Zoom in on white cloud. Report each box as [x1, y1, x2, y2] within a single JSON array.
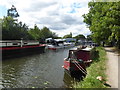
[[0, 0, 91, 37]]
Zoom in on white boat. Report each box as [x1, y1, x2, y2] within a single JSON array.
[[45, 38, 75, 50], [63, 42, 75, 47], [46, 44, 63, 50]]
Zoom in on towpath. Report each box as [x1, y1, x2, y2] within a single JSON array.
[[104, 47, 119, 89]]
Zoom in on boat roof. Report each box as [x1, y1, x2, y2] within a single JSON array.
[[70, 47, 93, 51], [82, 47, 92, 51], [70, 47, 78, 50]]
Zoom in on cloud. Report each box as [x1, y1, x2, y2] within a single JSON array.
[[0, 0, 91, 37], [60, 14, 82, 25], [23, 0, 58, 12]]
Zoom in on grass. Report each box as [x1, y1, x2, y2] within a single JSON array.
[[74, 47, 108, 88]]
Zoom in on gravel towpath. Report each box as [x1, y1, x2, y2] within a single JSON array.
[[104, 47, 119, 89]]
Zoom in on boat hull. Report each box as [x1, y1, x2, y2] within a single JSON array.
[[64, 68, 86, 80], [1, 45, 46, 60], [63, 60, 86, 80]]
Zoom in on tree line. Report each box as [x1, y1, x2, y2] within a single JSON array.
[[83, 1, 120, 48], [1, 16, 86, 42], [1, 16, 58, 41], [1, 5, 88, 42]]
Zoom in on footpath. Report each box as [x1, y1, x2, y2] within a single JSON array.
[[104, 47, 119, 89]]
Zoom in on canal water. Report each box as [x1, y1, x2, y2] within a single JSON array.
[[2, 48, 76, 88]]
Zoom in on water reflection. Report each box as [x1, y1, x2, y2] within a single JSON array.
[[2, 48, 77, 88], [63, 71, 75, 88]]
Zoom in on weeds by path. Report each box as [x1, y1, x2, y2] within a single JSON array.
[[74, 47, 108, 88]]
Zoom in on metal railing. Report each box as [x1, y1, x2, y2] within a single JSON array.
[[0, 40, 40, 47]]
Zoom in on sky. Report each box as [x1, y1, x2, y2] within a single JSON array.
[[0, 0, 92, 37]]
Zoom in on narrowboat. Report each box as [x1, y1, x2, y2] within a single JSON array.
[[0, 40, 46, 59], [62, 47, 93, 80]]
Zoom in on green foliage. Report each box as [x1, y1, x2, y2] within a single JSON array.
[[86, 35, 92, 41], [28, 26, 58, 40], [73, 34, 86, 40], [28, 25, 41, 40], [63, 32, 72, 38], [2, 5, 58, 40], [2, 16, 58, 40], [7, 5, 19, 18], [74, 47, 107, 88], [2, 6, 58, 40], [40, 27, 53, 39], [2, 16, 32, 40], [83, 2, 120, 48]]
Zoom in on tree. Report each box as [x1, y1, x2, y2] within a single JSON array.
[[51, 32, 58, 39], [40, 27, 58, 39], [40, 27, 52, 39], [74, 34, 86, 40], [83, 1, 120, 48], [28, 26, 58, 40], [2, 5, 33, 40], [86, 35, 92, 41], [28, 24, 41, 40], [7, 5, 19, 18], [2, 16, 33, 40], [63, 32, 72, 38], [2, 5, 58, 41], [2, 16, 17, 39]]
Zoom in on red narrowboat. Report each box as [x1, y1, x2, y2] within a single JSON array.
[[0, 40, 46, 60], [63, 47, 93, 79]]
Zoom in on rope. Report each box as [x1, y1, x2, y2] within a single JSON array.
[[73, 61, 87, 75], [70, 51, 87, 75], [74, 60, 87, 74]]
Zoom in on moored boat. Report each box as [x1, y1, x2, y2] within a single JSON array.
[[45, 38, 75, 50], [62, 47, 93, 80], [0, 40, 46, 59], [46, 44, 63, 50]]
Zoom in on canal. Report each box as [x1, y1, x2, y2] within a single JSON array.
[[2, 48, 75, 88]]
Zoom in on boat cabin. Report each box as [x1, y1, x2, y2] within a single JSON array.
[[63, 47, 93, 77]]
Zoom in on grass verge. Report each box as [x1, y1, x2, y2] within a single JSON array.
[[74, 47, 108, 88]]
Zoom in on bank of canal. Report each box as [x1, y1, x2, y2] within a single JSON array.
[[74, 47, 108, 88], [2, 48, 76, 88]]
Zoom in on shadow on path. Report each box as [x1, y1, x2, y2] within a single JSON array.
[[104, 46, 120, 55], [104, 47, 118, 88]]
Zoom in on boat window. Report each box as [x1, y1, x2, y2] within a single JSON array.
[[68, 51, 77, 59], [67, 50, 84, 63]]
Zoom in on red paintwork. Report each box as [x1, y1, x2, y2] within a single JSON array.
[[63, 60, 86, 71], [63, 48, 91, 72], [48, 48, 57, 50], [70, 61, 86, 71], [75, 50, 90, 61], [0, 44, 46, 50], [63, 60, 70, 71]]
